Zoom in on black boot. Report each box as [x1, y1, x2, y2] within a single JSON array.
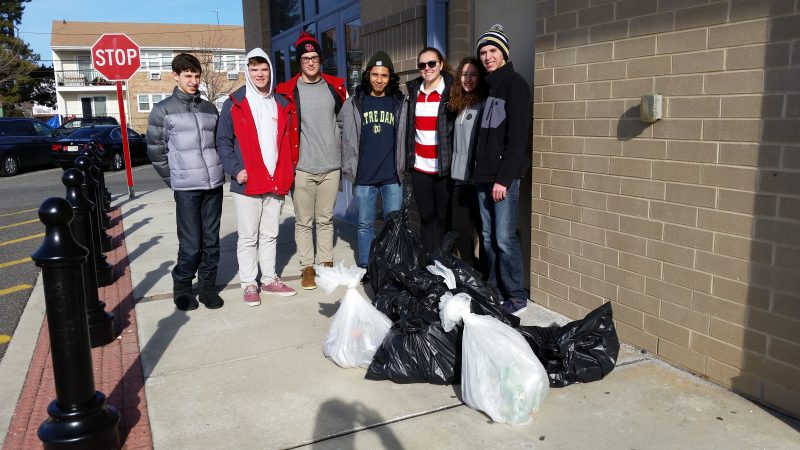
[[174, 282, 198, 311], [198, 279, 224, 309]]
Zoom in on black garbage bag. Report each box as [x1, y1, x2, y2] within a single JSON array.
[[367, 183, 429, 292], [432, 233, 519, 328], [517, 302, 619, 387], [365, 318, 460, 385], [372, 286, 416, 322]]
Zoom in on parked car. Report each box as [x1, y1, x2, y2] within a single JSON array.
[[56, 116, 119, 136], [51, 125, 148, 171], [0, 118, 56, 176]]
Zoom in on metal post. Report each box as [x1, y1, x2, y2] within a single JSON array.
[[78, 152, 113, 251], [63, 169, 116, 348], [82, 148, 112, 230], [32, 197, 120, 450], [76, 157, 115, 287]]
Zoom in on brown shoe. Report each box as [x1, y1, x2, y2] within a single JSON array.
[[301, 266, 317, 290], [321, 262, 334, 268]]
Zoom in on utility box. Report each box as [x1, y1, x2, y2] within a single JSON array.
[[640, 94, 663, 123]]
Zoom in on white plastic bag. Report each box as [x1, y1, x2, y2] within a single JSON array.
[[317, 263, 392, 368], [439, 292, 549, 425], [426, 260, 456, 289]]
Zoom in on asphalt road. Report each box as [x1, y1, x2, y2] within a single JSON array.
[[0, 163, 165, 363]]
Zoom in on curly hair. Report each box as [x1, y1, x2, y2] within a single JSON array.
[[448, 57, 489, 113], [360, 66, 401, 96]]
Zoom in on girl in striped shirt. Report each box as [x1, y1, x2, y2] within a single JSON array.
[[406, 47, 455, 253]]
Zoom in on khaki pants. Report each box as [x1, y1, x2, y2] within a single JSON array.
[[233, 192, 284, 287], [292, 169, 340, 267]]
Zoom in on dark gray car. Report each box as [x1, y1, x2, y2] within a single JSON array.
[[0, 118, 56, 176]]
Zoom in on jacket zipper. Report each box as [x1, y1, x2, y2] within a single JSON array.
[[189, 101, 211, 188]]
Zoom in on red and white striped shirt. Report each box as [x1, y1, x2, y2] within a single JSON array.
[[413, 77, 445, 173]]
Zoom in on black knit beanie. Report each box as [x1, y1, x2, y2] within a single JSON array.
[[295, 32, 322, 62], [365, 51, 394, 73], [476, 24, 510, 61]]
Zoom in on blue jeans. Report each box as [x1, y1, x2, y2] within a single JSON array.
[[476, 180, 527, 300], [172, 187, 223, 290], [354, 183, 402, 267]]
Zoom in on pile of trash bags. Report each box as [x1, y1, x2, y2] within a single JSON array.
[[319, 184, 620, 424]]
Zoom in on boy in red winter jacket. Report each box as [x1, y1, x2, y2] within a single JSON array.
[[275, 32, 347, 290], [216, 48, 297, 306]]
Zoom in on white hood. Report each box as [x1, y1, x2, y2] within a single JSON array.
[[244, 47, 274, 97], [244, 47, 278, 175]]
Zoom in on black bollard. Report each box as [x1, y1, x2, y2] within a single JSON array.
[[63, 169, 116, 348], [88, 144, 113, 210], [80, 148, 112, 230], [77, 155, 113, 252], [32, 197, 120, 450], [88, 147, 113, 229], [88, 145, 113, 217], [76, 157, 114, 286]]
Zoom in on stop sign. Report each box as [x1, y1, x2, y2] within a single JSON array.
[[91, 33, 141, 81]]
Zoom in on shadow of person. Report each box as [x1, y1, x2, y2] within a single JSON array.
[[216, 231, 239, 288], [311, 399, 405, 450], [276, 215, 297, 275]]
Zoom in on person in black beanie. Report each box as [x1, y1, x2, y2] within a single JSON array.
[[276, 32, 347, 290], [472, 24, 532, 316], [338, 51, 407, 283]]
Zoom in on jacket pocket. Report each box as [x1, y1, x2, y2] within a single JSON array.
[[481, 97, 506, 129]]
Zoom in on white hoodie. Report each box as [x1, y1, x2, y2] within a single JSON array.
[[244, 48, 278, 175]]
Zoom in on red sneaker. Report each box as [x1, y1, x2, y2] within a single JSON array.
[[243, 284, 261, 307], [262, 277, 296, 297]]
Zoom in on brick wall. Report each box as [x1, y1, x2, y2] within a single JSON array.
[[361, 1, 427, 79], [534, 0, 800, 417]]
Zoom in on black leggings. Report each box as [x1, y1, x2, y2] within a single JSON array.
[[411, 170, 452, 253], [450, 183, 486, 274]]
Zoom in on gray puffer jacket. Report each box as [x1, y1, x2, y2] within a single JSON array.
[[146, 86, 225, 190]]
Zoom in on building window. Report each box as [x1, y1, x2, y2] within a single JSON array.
[[138, 93, 170, 112], [213, 54, 245, 73], [270, 0, 302, 36], [140, 52, 171, 72]]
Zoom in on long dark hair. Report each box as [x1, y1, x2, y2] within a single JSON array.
[[359, 66, 401, 96], [448, 57, 489, 112], [417, 47, 453, 76]]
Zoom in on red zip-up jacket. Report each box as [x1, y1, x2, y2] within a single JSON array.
[[216, 85, 296, 196], [275, 73, 347, 160]]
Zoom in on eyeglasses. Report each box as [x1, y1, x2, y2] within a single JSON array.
[[417, 60, 439, 70], [301, 55, 321, 64]]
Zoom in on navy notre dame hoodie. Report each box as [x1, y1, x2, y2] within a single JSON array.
[[471, 61, 532, 187]]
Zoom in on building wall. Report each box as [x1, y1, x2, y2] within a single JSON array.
[[361, 0, 427, 79], [533, 0, 800, 417]]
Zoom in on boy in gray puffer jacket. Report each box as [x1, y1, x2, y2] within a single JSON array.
[[147, 53, 225, 311]]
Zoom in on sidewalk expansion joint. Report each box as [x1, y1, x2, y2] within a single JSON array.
[[280, 402, 465, 449]]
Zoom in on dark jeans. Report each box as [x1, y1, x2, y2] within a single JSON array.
[[411, 170, 452, 253], [172, 187, 223, 290], [476, 180, 527, 300], [451, 183, 486, 275]]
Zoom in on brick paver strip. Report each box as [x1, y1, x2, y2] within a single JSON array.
[[2, 208, 153, 450]]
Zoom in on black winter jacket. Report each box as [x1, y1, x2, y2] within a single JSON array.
[[471, 61, 532, 187]]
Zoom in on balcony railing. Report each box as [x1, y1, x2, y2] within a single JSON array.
[[56, 70, 115, 87]]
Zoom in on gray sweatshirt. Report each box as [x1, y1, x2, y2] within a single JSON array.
[[451, 101, 484, 182]]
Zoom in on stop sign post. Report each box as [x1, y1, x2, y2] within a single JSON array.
[[91, 33, 140, 198]]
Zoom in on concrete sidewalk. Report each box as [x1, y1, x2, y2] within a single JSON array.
[[2, 186, 799, 449]]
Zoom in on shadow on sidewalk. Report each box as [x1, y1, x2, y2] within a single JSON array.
[[108, 244, 190, 445], [306, 399, 405, 450], [126, 235, 162, 264]]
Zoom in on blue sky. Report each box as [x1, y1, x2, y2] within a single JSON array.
[[19, 0, 244, 64]]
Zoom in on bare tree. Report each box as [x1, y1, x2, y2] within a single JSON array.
[[188, 28, 244, 106]]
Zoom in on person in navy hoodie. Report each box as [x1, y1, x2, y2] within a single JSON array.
[[216, 48, 297, 307]]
